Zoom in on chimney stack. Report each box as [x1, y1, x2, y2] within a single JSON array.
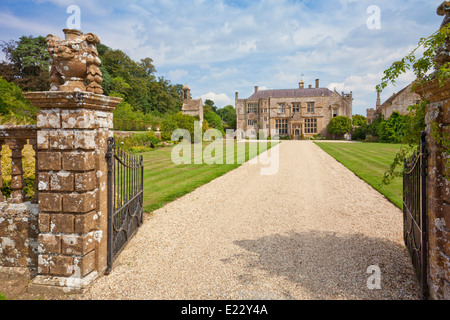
[[255, 86, 259, 93], [376, 90, 381, 110], [235, 92, 239, 100], [315, 79, 319, 88], [308, 85, 312, 89]]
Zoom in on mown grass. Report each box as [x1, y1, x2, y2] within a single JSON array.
[[142, 141, 278, 212], [314, 142, 409, 209], [0, 292, 7, 300]]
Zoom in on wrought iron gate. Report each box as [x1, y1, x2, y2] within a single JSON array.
[[403, 132, 428, 299], [106, 137, 144, 274]]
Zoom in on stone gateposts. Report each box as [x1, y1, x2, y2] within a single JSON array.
[[0, 29, 121, 294], [418, 80, 450, 300], [23, 92, 121, 293]]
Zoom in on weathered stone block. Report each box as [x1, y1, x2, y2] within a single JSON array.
[[38, 254, 50, 274], [38, 172, 50, 191], [39, 193, 62, 213], [94, 111, 113, 129], [38, 213, 50, 233], [75, 171, 96, 192], [50, 171, 74, 192], [49, 255, 74, 276], [62, 192, 97, 213], [79, 250, 96, 277], [38, 234, 61, 254], [37, 131, 49, 149], [73, 131, 96, 150], [62, 151, 96, 171], [37, 152, 61, 171], [37, 109, 61, 129], [61, 233, 96, 256], [49, 131, 74, 150], [74, 211, 98, 234], [61, 109, 96, 129], [50, 214, 74, 233]]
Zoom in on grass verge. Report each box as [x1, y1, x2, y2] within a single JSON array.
[[314, 142, 407, 209], [142, 140, 278, 212]]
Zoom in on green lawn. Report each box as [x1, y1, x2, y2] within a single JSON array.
[[314, 142, 407, 209], [141, 141, 278, 212]]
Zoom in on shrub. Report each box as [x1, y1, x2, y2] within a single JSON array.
[[327, 116, 352, 137]]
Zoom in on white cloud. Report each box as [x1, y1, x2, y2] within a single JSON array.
[[168, 69, 188, 82], [200, 92, 234, 108]]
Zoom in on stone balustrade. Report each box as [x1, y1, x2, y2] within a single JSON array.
[[0, 125, 38, 204]]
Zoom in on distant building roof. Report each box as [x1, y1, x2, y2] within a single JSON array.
[[247, 88, 333, 100], [380, 84, 413, 109]]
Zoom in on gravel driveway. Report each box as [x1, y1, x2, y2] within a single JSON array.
[[80, 141, 421, 300]]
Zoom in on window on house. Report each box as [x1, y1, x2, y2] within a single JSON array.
[[278, 103, 285, 114], [247, 104, 258, 114], [263, 108, 268, 113], [307, 102, 315, 113], [293, 103, 301, 113], [333, 109, 338, 117], [305, 119, 317, 134], [275, 119, 288, 135], [247, 120, 257, 126]]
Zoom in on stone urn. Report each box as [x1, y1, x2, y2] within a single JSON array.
[[47, 29, 103, 94]]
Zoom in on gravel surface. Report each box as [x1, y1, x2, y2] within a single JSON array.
[[80, 141, 421, 300]]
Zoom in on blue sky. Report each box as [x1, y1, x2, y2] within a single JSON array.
[[0, 0, 444, 116]]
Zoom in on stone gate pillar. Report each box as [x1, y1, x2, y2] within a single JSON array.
[[418, 80, 450, 300], [21, 29, 121, 293], [415, 2, 450, 300], [23, 92, 121, 293]]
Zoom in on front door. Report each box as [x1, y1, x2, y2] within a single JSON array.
[[295, 129, 300, 140]]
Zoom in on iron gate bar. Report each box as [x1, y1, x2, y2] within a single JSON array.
[[403, 132, 428, 299], [106, 137, 144, 275]]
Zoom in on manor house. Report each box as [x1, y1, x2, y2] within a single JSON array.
[[235, 80, 353, 139]]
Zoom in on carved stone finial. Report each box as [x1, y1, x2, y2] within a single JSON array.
[[47, 29, 103, 94], [437, 1, 450, 25]]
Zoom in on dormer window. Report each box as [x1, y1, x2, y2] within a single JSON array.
[[307, 102, 315, 113]]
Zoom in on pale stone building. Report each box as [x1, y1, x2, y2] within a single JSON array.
[[367, 83, 421, 123], [235, 80, 353, 139], [182, 84, 203, 125]]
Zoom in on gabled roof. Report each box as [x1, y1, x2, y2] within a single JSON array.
[[247, 88, 333, 100], [380, 83, 413, 108]]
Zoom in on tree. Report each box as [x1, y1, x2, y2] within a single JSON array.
[[203, 99, 217, 113], [0, 77, 37, 123], [204, 111, 224, 134], [0, 36, 50, 91], [327, 116, 352, 138], [352, 114, 367, 126], [216, 105, 236, 129]]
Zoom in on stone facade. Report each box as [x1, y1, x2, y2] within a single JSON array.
[[367, 83, 421, 122], [182, 84, 203, 125], [236, 80, 353, 139]]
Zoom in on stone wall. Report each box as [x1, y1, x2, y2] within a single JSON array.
[[0, 202, 39, 280], [418, 79, 450, 300]]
